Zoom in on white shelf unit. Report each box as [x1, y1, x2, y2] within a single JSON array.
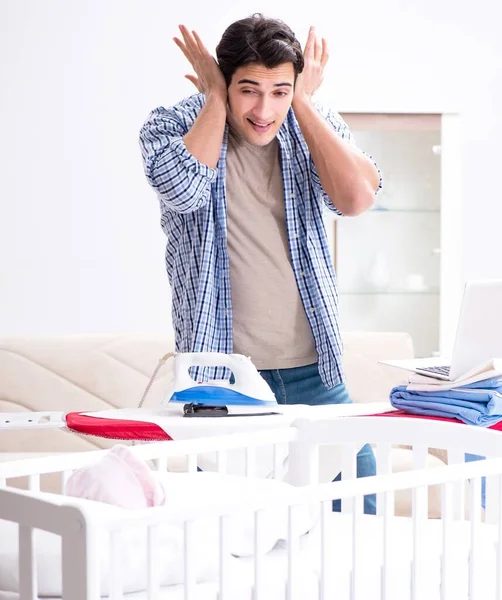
[[326, 112, 463, 358]]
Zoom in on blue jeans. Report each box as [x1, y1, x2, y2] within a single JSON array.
[[465, 453, 487, 509], [259, 362, 377, 515]]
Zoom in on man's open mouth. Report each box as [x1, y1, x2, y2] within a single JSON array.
[[247, 119, 273, 133]]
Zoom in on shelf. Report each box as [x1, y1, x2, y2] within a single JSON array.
[[369, 208, 440, 213], [340, 113, 442, 132], [339, 290, 440, 296]]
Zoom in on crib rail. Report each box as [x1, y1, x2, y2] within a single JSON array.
[[83, 457, 502, 600], [0, 427, 297, 492], [0, 486, 92, 599], [2, 454, 502, 600], [84, 456, 502, 527], [3, 415, 502, 599], [287, 414, 502, 523], [293, 414, 502, 459]]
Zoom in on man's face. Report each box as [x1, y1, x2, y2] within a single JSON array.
[[226, 62, 295, 146]]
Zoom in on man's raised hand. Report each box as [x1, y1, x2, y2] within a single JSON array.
[[174, 25, 227, 100], [293, 26, 329, 106]]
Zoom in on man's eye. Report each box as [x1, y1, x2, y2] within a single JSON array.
[[242, 89, 256, 95], [275, 91, 288, 97]]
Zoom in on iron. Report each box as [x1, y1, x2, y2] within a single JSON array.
[[164, 352, 278, 408]]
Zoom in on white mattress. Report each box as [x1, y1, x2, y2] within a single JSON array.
[[0, 546, 318, 600], [0, 513, 497, 600], [304, 512, 497, 599]]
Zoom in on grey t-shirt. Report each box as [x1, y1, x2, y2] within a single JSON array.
[[225, 128, 318, 370]]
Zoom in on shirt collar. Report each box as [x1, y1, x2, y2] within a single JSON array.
[[276, 109, 294, 160]]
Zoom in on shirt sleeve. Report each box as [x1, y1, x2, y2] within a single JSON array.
[[139, 94, 218, 214], [310, 106, 383, 215]]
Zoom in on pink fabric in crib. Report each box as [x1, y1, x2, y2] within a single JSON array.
[[65, 445, 166, 508]]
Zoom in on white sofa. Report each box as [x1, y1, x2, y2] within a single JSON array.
[[0, 332, 447, 514]]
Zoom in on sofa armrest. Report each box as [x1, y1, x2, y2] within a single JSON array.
[[341, 332, 414, 404]]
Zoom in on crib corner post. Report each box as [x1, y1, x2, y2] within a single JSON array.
[[60, 505, 100, 600], [287, 421, 319, 487]]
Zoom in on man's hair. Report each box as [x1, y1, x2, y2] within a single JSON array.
[[216, 14, 304, 86]]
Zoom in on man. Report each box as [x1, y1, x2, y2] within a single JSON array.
[[139, 15, 382, 513]]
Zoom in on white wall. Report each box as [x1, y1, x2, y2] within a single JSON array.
[[1, 0, 501, 336]]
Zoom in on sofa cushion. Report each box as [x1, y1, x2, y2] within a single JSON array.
[[0, 335, 175, 456], [342, 332, 413, 403]]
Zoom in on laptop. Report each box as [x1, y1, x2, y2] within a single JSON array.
[[381, 279, 502, 381]]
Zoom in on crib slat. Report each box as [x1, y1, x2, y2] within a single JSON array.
[[496, 475, 502, 599], [447, 447, 466, 520], [379, 442, 395, 596], [485, 474, 500, 524], [184, 521, 196, 600], [187, 454, 197, 473], [272, 444, 282, 479], [374, 443, 392, 517], [341, 444, 358, 514], [245, 446, 257, 477], [219, 516, 231, 600], [412, 443, 428, 470], [28, 474, 40, 492], [253, 510, 265, 599], [469, 476, 482, 600], [411, 481, 428, 599], [319, 500, 334, 599], [441, 481, 454, 600], [110, 531, 123, 600], [19, 525, 37, 600], [60, 470, 72, 495], [287, 440, 318, 486], [286, 505, 301, 600], [351, 491, 364, 600], [147, 526, 160, 600], [216, 450, 228, 473], [154, 456, 167, 472], [381, 488, 393, 600], [411, 444, 428, 600]]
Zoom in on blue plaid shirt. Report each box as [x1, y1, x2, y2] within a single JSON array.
[[139, 93, 381, 388]]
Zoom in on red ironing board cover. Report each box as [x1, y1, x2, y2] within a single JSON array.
[[371, 409, 502, 432], [65, 412, 172, 441], [64, 408, 502, 442]]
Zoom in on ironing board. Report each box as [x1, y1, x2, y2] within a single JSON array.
[[0, 402, 395, 439], [66, 405, 297, 441], [63, 402, 396, 441], [0, 402, 394, 482], [6, 404, 502, 439]]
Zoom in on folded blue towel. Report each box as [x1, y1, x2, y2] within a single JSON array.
[[461, 376, 502, 390], [390, 376, 502, 426]]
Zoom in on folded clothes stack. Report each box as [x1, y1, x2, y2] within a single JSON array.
[[389, 375, 502, 427]]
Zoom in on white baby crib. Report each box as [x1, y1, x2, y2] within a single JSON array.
[[1, 414, 502, 600]]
